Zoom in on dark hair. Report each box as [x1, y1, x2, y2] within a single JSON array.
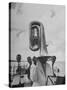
[[16, 54, 21, 62], [33, 56, 37, 65], [27, 56, 32, 65], [53, 56, 56, 60]]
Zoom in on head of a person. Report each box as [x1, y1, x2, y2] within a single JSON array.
[[52, 56, 56, 63], [16, 54, 21, 62], [27, 56, 32, 65], [33, 56, 37, 65], [53, 56, 56, 60]]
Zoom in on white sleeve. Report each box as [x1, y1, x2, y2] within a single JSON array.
[[30, 64, 37, 82]]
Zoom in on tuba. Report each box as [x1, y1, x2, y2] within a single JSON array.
[[29, 21, 41, 51]]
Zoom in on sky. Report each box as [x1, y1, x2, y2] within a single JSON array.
[[11, 3, 65, 62]]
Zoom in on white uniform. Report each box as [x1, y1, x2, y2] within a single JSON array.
[[30, 60, 53, 86], [30, 61, 46, 86]]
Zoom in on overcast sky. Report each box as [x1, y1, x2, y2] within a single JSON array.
[[11, 3, 65, 62]]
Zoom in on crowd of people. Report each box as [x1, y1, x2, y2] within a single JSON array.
[[10, 54, 65, 87]]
